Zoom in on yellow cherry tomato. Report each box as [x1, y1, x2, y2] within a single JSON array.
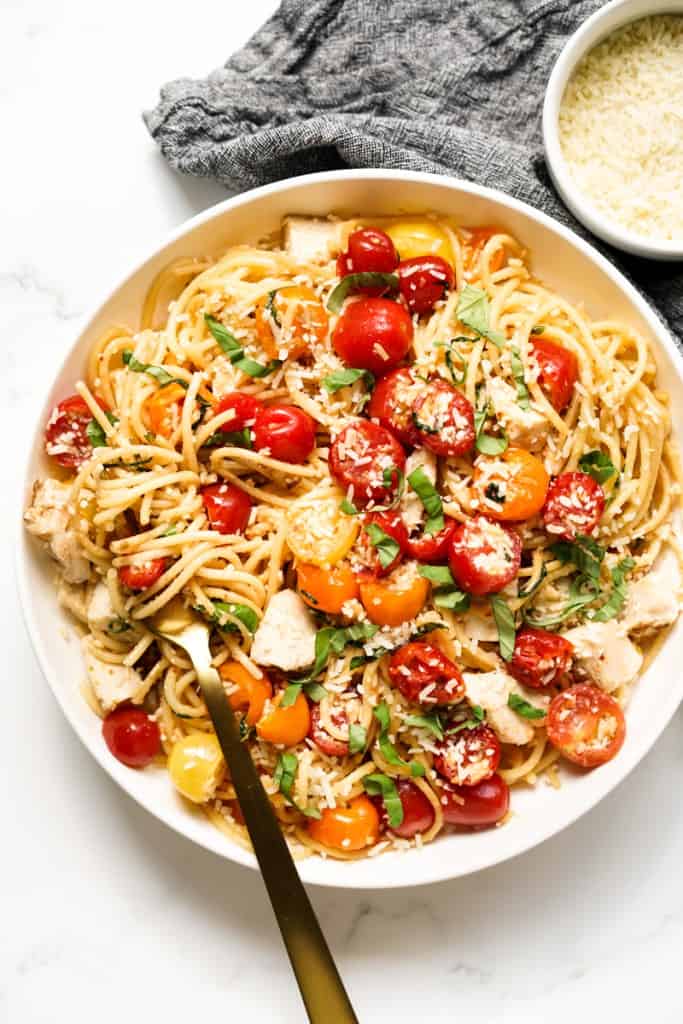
[[168, 732, 225, 803], [385, 218, 454, 267], [286, 488, 359, 567], [473, 447, 549, 522], [297, 561, 359, 615], [307, 796, 380, 851], [219, 660, 272, 726], [143, 382, 186, 438], [359, 572, 429, 627], [254, 285, 328, 361], [256, 692, 310, 746]]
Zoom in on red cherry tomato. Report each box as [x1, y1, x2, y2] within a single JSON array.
[[201, 482, 252, 535], [389, 640, 465, 706], [371, 778, 435, 838], [542, 471, 605, 541], [118, 558, 166, 591], [509, 627, 574, 689], [308, 703, 350, 757], [547, 683, 626, 768], [412, 378, 475, 457], [355, 510, 409, 578], [439, 773, 510, 828], [367, 367, 422, 447], [530, 338, 578, 412], [44, 394, 98, 470], [448, 515, 522, 596], [253, 404, 316, 464], [397, 255, 455, 315], [406, 517, 456, 563], [214, 391, 263, 430], [102, 707, 161, 768], [329, 420, 406, 506], [337, 227, 398, 288], [434, 724, 501, 786], [332, 297, 413, 376]]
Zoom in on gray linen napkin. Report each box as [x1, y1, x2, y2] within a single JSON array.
[[144, 0, 682, 337]]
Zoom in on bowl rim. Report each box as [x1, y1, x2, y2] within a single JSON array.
[[16, 167, 683, 888], [542, 0, 683, 262]]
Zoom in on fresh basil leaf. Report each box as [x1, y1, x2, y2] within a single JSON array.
[[281, 683, 303, 708], [161, 525, 178, 537], [204, 314, 280, 378], [456, 284, 506, 348], [510, 346, 530, 410], [209, 601, 259, 635], [203, 427, 253, 450], [485, 481, 505, 505], [339, 498, 359, 516], [106, 617, 131, 635], [471, 704, 485, 722], [490, 595, 516, 662], [410, 761, 426, 778], [374, 701, 390, 733], [578, 450, 618, 485], [373, 702, 425, 777], [407, 466, 444, 535], [433, 588, 471, 612], [590, 557, 635, 622], [238, 718, 255, 742], [86, 410, 117, 449], [327, 273, 399, 313], [418, 565, 455, 586], [363, 773, 403, 829], [551, 534, 605, 581], [404, 711, 444, 741], [524, 575, 600, 629], [273, 751, 298, 798], [103, 457, 153, 472], [364, 522, 401, 569], [508, 693, 546, 720], [322, 368, 375, 393], [517, 564, 548, 599], [434, 338, 469, 385], [122, 350, 187, 389], [265, 289, 281, 327], [293, 621, 379, 685], [303, 682, 328, 703], [348, 723, 367, 755], [476, 430, 509, 456], [446, 704, 486, 735], [530, 325, 545, 335]]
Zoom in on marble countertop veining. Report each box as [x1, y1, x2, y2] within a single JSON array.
[[4, 2, 683, 1021]]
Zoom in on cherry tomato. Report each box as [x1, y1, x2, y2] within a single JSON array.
[[256, 691, 310, 746], [433, 724, 501, 786], [143, 382, 186, 438], [406, 517, 456, 563], [332, 297, 413, 376], [308, 703, 350, 757], [44, 394, 98, 469], [329, 420, 406, 506], [439, 773, 510, 828], [389, 640, 465, 706], [297, 561, 359, 614], [385, 219, 454, 265], [448, 515, 522, 596], [542, 471, 605, 541], [355, 510, 409, 579], [201, 482, 252, 535], [371, 778, 435, 838], [509, 628, 574, 689], [547, 683, 626, 768], [219, 661, 272, 726], [359, 572, 429, 627], [254, 284, 328, 361], [397, 255, 455, 315], [367, 367, 422, 447], [412, 378, 475, 457], [337, 227, 398, 286], [473, 447, 549, 522], [307, 795, 380, 851], [253, 404, 316, 464], [214, 391, 263, 430], [530, 337, 578, 412], [118, 558, 166, 591], [102, 706, 161, 768]]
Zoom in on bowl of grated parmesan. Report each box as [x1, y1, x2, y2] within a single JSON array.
[[543, 0, 683, 260]]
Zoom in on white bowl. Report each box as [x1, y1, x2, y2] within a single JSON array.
[[17, 169, 683, 888], [543, 0, 683, 261]]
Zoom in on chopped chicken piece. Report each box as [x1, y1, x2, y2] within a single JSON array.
[[401, 448, 438, 531], [88, 581, 118, 632], [58, 580, 89, 623], [283, 216, 345, 264], [461, 612, 498, 647], [83, 638, 144, 711], [463, 669, 549, 745], [488, 377, 549, 452], [251, 589, 317, 672], [562, 620, 642, 692], [24, 478, 90, 583], [621, 556, 682, 634]]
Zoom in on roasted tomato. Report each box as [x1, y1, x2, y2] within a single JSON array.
[[253, 404, 316, 464], [143, 382, 186, 438], [332, 297, 413, 376], [359, 569, 429, 627], [201, 482, 252, 535], [406, 517, 457, 564], [256, 691, 310, 746], [530, 337, 578, 412], [118, 558, 167, 591], [329, 420, 406, 506], [385, 219, 454, 265], [297, 561, 359, 614], [371, 779, 436, 838], [448, 515, 522, 596], [389, 641, 465, 706], [546, 684, 626, 768], [439, 773, 510, 828], [102, 707, 161, 768], [397, 255, 455, 315], [307, 796, 380, 851], [509, 628, 574, 689], [308, 702, 351, 757], [286, 490, 359, 567], [214, 391, 263, 430], [355, 510, 409, 578], [44, 394, 99, 469], [433, 724, 501, 786], [219, 661, 272, 726], [337, 226, 399, 284], [473, 447, 549, 522], [367, 367, 422, 447], [542, 471, 605, 540], [412, 378, 475, 458], [254, 284, 328, 361]]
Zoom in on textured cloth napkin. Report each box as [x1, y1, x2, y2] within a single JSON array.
[[144, 0, 682, 337]]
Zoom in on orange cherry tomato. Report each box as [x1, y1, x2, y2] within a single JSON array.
[[219, 660, 272, 726], [359, 572, 429, 627], [307, 795, 380, 851], [254, 285, 328, 361], [256, 691, 310, 746], [143, 382, 186, 438], [297, 561, 359, 615], [473, 447, 549, 522], [463, 226, 505, 273]]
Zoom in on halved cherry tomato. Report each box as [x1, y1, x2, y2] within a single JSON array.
[[102, 706, 161, 768], [307, 795, 380, 851], [143, 382, 186, 438], [547, 683, 626, 768], [256, 691, 310, 746], [332, 297, 413, 376], [530, 337, 578, 412], [337, 227, 398, 286], [254, 284, 328, 361], [385, 219, 454, 265], [253, 404, 316, 464], [473, 447, 549, 522], [308, 702, 350, 757], [286, 488, 359, 567], [542, 471, 605, 540], [168, 733, 225, 803], [329, 420, 406, 506], [359, 570, 429, 627], [219, 660, 272, 726], [297, 561, 359, 614], [412, 378, 475, 457], [214, 391, 263, 429], [463, 226, 506, 274], [398, 255, 455, 315], [433, 724, 501, 786], [389, 640, 465, 706], [201, 482, 252, 535], [44, 394, 99, 469], [355, 510, 409, 579], [509, 627, 574, 689], [371, 778, 435, 838], [118, 558, 166, 591], [439, 773, 510, 828], [406, 517, 457, 564], [367, 367, 422, 447], [448, 515, 522, 596]]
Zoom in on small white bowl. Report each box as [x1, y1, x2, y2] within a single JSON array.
[[543, 0, 683, 261]]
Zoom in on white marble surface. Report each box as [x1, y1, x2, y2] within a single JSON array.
[[4, 2, 683, 1021]]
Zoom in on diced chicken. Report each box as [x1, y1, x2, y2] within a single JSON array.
[[83, 638, 144, 711], [461, 612, 498, 647], [562, 620, 642, 692], [283, 216, 345, 264], [463, 669, 549, 746], [49, 530, 90, 583], [251, 589, 317, 672], [488, 378, 549, 452], [58, 580, 89, 623], [87, 581, 117, 632], [621, 556, 682, 634], [401, 449, 438, 531], [24, 478, 90, 583]]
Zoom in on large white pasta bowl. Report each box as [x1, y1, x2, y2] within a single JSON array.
[[17, 170, 683, 888]]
